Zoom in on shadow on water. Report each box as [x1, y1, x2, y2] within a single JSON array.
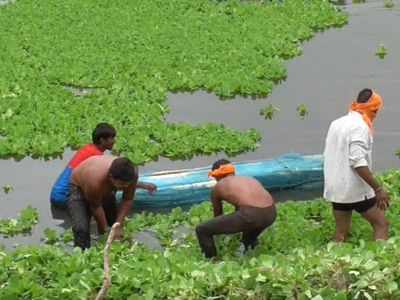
[[1, 0, 400, 247]]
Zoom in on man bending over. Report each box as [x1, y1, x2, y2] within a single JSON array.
[[68, 155, 155, 249], [196, 159, 276, 258]]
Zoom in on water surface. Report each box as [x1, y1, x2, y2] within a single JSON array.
[[1, 1, 399, 247]]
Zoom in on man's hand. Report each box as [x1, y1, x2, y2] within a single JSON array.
[[375, 187, 390, 210], [144, 183, 157, 194], [137, 182, 157, 194], [354, 166, 390, 211]]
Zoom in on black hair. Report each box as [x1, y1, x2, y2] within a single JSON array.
[[92, 123, 116, 144], [109, 158, 137, 182], [357, 89, 373, 103], [212, 159, 231, 171]]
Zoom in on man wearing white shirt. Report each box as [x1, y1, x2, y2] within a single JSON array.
[[323, 88, 390, 242]]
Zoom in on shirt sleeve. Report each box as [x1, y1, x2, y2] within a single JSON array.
[[348, 126, 370, 168]]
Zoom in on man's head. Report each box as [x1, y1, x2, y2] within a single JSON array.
[[209, 159, 235, 181], [108, 157, 138, 189], [92, 123, 116, 150], [354, 88, 383, 123], [212, 159, 231, 171], [357, 88, 373, 103]]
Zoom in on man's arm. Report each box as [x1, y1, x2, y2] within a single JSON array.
[[85, 190, 108, 234], [136, 181, 157, 194], [91, 204, 108, 234], [349, 126, 390, 210], [116, 177, 138, 225], [211, 188, 223, 217], [354, 166, 389, 210]]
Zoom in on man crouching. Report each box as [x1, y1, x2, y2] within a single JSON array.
[[196, 159, 276, 258]]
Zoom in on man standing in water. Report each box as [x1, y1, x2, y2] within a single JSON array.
[[323, 88, 390, 242], [196, 159, 276, 258], [68, 155, 156, 249]]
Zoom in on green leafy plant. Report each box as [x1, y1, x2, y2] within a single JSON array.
[[260, 104, 280, 120], [0, 0, 347, 164], [376, 43, 388, 59], [2, 184, 13, 194], [0, 171, 400, 299], [0, 206, 38, 236], [297, 104, 309, 120], [384, 0, 395, 8], [43, 228, 74, 245]]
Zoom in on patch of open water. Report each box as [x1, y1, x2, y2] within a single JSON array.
[[1, 1, 399, 247]]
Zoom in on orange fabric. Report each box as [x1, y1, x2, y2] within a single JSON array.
[[208, 164, 235, 179], [350, 91, 383, 130]]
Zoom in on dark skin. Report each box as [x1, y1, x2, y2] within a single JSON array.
[[88, 170, 156, 239], [333, 100, 389, 241], [333, 165, 390, 242], [93, 136, 157, 238], [88, 172, 138, 238], [211, 175, 273, 217], [95, 136, 116, 152], [95, 136, 158, 196], [355, 166, 390, 210], [211, 188, 224, 217]]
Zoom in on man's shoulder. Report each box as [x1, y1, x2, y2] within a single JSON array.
[[86, 154, 116, 163], [330, 113, 367, 132], [330, 114, 351, 126], [73, 155, 114, 173]]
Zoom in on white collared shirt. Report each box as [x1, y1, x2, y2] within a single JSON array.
[[323, 111, 375, 203]]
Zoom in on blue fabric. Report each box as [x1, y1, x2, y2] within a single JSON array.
[[50, 167, 73, 205]]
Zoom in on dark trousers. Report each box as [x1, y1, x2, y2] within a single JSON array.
[[67, 184, 117, 250], [196, 205, 276, 258]]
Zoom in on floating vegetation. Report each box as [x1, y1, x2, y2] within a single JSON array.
[[0, 206, 39, 237], [0, 171, 399, 299], [2, 184, 13, 194], [260, 104, 280, 120], [384, 0, 395, 8], [297, 104, 310, 120], [0, 0, 347, 164], [376, 43, 388, 59]]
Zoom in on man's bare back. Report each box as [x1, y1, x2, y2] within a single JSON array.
[[214, 176, 274, 208]]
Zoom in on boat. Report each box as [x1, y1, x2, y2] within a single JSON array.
[[119, 153, 323, 210]]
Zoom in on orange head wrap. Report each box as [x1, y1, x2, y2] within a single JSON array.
[[208, 164, 235, 179], [350, 91, 383, 130]]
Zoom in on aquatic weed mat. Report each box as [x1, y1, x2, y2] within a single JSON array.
[[0, 0, 347, 163], [0, 171, 399, 299], [2, 202, 400, 299]]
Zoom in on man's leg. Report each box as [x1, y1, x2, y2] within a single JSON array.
[[67, 185, 91, 250], [103, 193, 118, 227], [332, 209, 352, 242], [195, 212, 251, 258], [242, 227, 264, 251], [360, 205, 389, 240], [241, 206, 277, 251]]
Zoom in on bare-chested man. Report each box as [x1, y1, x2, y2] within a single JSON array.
[[195, 159, 276, 258], [68, 155, 156, 249]]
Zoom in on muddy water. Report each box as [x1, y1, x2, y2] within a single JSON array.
[[1, 1, 399, 247]]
